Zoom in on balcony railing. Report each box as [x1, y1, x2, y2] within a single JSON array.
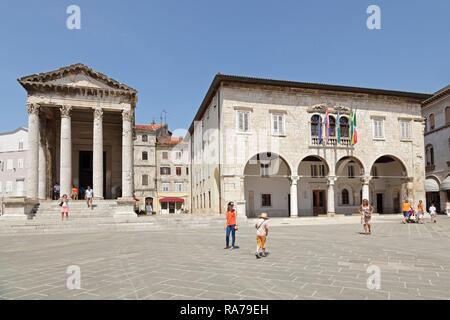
[[311, 137, 352, 147]]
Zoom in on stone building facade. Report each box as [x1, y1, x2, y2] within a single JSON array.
[[190, 75, 430, 218], [0, 128, 28, 201], [422, 87, 450, 214], [2, 64, 138, 219]]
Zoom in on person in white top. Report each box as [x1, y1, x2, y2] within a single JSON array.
[[429, 203, 437, 223], [255, 212, 269, 259], [85, 186, 94, 210]]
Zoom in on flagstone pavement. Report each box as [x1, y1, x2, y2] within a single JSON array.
[[1, 216, 450, 300]]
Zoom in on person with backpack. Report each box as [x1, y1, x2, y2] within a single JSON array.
[[255, 212, 269, 259], [359, 199, 374, 235]]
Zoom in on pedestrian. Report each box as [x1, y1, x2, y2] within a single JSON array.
[[85, 186, 94, 210], [53, 182, 60, 200], [402, 200, 412, 224], [359, 199, 374, 235], [224, 202, 238, 249], [60, 194, 69, 221], [255, 212, 269, 259], [417, 200, 425, 224], [429, 202, 437, 223], [71, 185, 79, 200]]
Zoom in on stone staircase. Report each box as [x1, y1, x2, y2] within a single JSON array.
[[0, 200, 228, 235]]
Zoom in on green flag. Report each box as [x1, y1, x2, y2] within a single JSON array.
[[337, 112, 341, 144]]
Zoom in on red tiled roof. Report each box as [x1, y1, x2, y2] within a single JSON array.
[[135, 124, 164, 132]]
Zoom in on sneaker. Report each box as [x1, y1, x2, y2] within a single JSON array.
[[255, 253, 261, 259], [232, 246, 239, 250], [224, 246, 230, 249]]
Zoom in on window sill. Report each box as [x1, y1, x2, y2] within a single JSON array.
[[400, 139, 412, 142], [272, 134, 286, 137], [373, 138, 385, 141], [236, 131, 252, 135]]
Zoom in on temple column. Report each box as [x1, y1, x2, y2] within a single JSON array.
[[60, 105, 72, 198], [290, 176, 299, 217], [93, 108, 104, 199], [38, 116, 47, 200], [121, 109, 134, 198], [26, 103, 40, 200], [327, 176, 336, 217], [362, 174, 371, 204]]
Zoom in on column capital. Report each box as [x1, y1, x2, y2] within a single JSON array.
[[122, 110, 133, 122], [27, 103, 40, 115], [60, 105, 73, 118], [93, 108, 104, 120], [361, 175, 372, 185], [327, 175, 337, 185], [290, 175, 299, 184]]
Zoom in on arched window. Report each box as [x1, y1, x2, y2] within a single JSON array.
[[142, 134, 148, 142], [446, 107, 450, 125], [426, 145, 434, 166], [311, 115, 321, 137], [342, 189, 349, 205], [329, 116, 336, 137], [429, 114, 435, 130], [142, 151, 148, 161], [340, 117, 350, 138]]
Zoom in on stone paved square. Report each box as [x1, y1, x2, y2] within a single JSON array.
[[1, 216, 450, 300]]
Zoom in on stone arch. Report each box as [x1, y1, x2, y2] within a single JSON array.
[[242, 151, 293, 178], [336, 156, 365, 178]]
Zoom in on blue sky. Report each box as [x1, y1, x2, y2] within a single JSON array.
[[0, 0, 449, 132]]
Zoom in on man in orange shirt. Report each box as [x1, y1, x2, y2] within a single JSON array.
[[224, 202, 238, 249], [402, 200, 412, 224]]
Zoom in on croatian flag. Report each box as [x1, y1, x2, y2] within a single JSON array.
[[325, 109, 330, 143]]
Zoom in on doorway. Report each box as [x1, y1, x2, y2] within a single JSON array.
[[376, 193, 384, 214], [312, 190, 326, 216], [78, 151, 107, 198]]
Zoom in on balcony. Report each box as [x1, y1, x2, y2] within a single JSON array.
[[310, 137, 352, 147]]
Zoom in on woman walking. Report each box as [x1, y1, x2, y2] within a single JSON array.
[[429, 203, 437, 223], [255, 213, 269, 259], [60, 194, 69, 221], [85, 186, 94, 210], [224, 202, 238, 249], [417, 200, 425, 224], [359, 199, 374, 235]]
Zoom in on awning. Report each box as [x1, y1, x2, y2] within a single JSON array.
[[159, 197, 184, 203], [425, 178, 440, 192], [441, 176, 450, 191]]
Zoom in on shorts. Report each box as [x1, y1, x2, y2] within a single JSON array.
[[403, 211, 409, 218], [256, 236, 266, 249], [61, 207, 69, 214]]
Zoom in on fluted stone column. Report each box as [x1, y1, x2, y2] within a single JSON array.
[[121, 110, 134, 199], [362, 175, 371, 204], [327, 176, 336, 217], [93, 108, 104, 199], [290, 176, 299, 217], [60, 105, 72, 198], [26, 103, 40, 200], [38, 117, 47, 200]]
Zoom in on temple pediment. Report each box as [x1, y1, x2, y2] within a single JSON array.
[[18, 63, 137, 95]]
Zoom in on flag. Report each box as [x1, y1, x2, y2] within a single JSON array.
[[325, 109, 330, 144], [318, 115, 323, 144], [351, 110, 358, 145], [336, 112, 341, 144]]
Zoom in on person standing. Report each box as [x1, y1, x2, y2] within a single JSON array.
[[402, 200, 412, 224], [417, 200, 425, 224], [224, 202, 238, 249], [359, 199, 374, 235], [60, 194, 69, 221], [53, 182, 60, 200], [71, 185, 79, 200], [255, 213, 269, 259], [85, 186, 94, 210], [429, 203, 437, 223]]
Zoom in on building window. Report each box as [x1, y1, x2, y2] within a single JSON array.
[[142, 174, 149, 186], [372, 166, 378, 179], [186, 167, 189, 175], [160, 167, 171, 175], [142, 135, 148, 142], [400, 120, 412, 140], [261, 194, 272, 207], [260, 164, 270, 177], [426, 145, 434, 166], [7, 159, 13, 170], [208, 191, 211, 209], [176, 167, 182, 176], [0, 182, 2, 194], [311, 115, 321, 137], [272, 114, 285, 136], [5, 181, 13, 193], [429, 114, 435, 130], [372, 118, 385, 139], [328, 116, 336, 137], [342, 189, 349, 205], [175, 152, 182, 160], [446, 107, 450, 125], [175, 183, 183, 192], [161, 183, 170, 192], [348, 166, 355, 178], [17, 159, 24, 169], [142, 151, 148, 161], [340, 117, 349, 138], [236, 111, 250, 133], [162, 152, 168, 160], [311, 165, 325, 178], [18, 139, 24, 150], [0, 161, 3, 172]]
